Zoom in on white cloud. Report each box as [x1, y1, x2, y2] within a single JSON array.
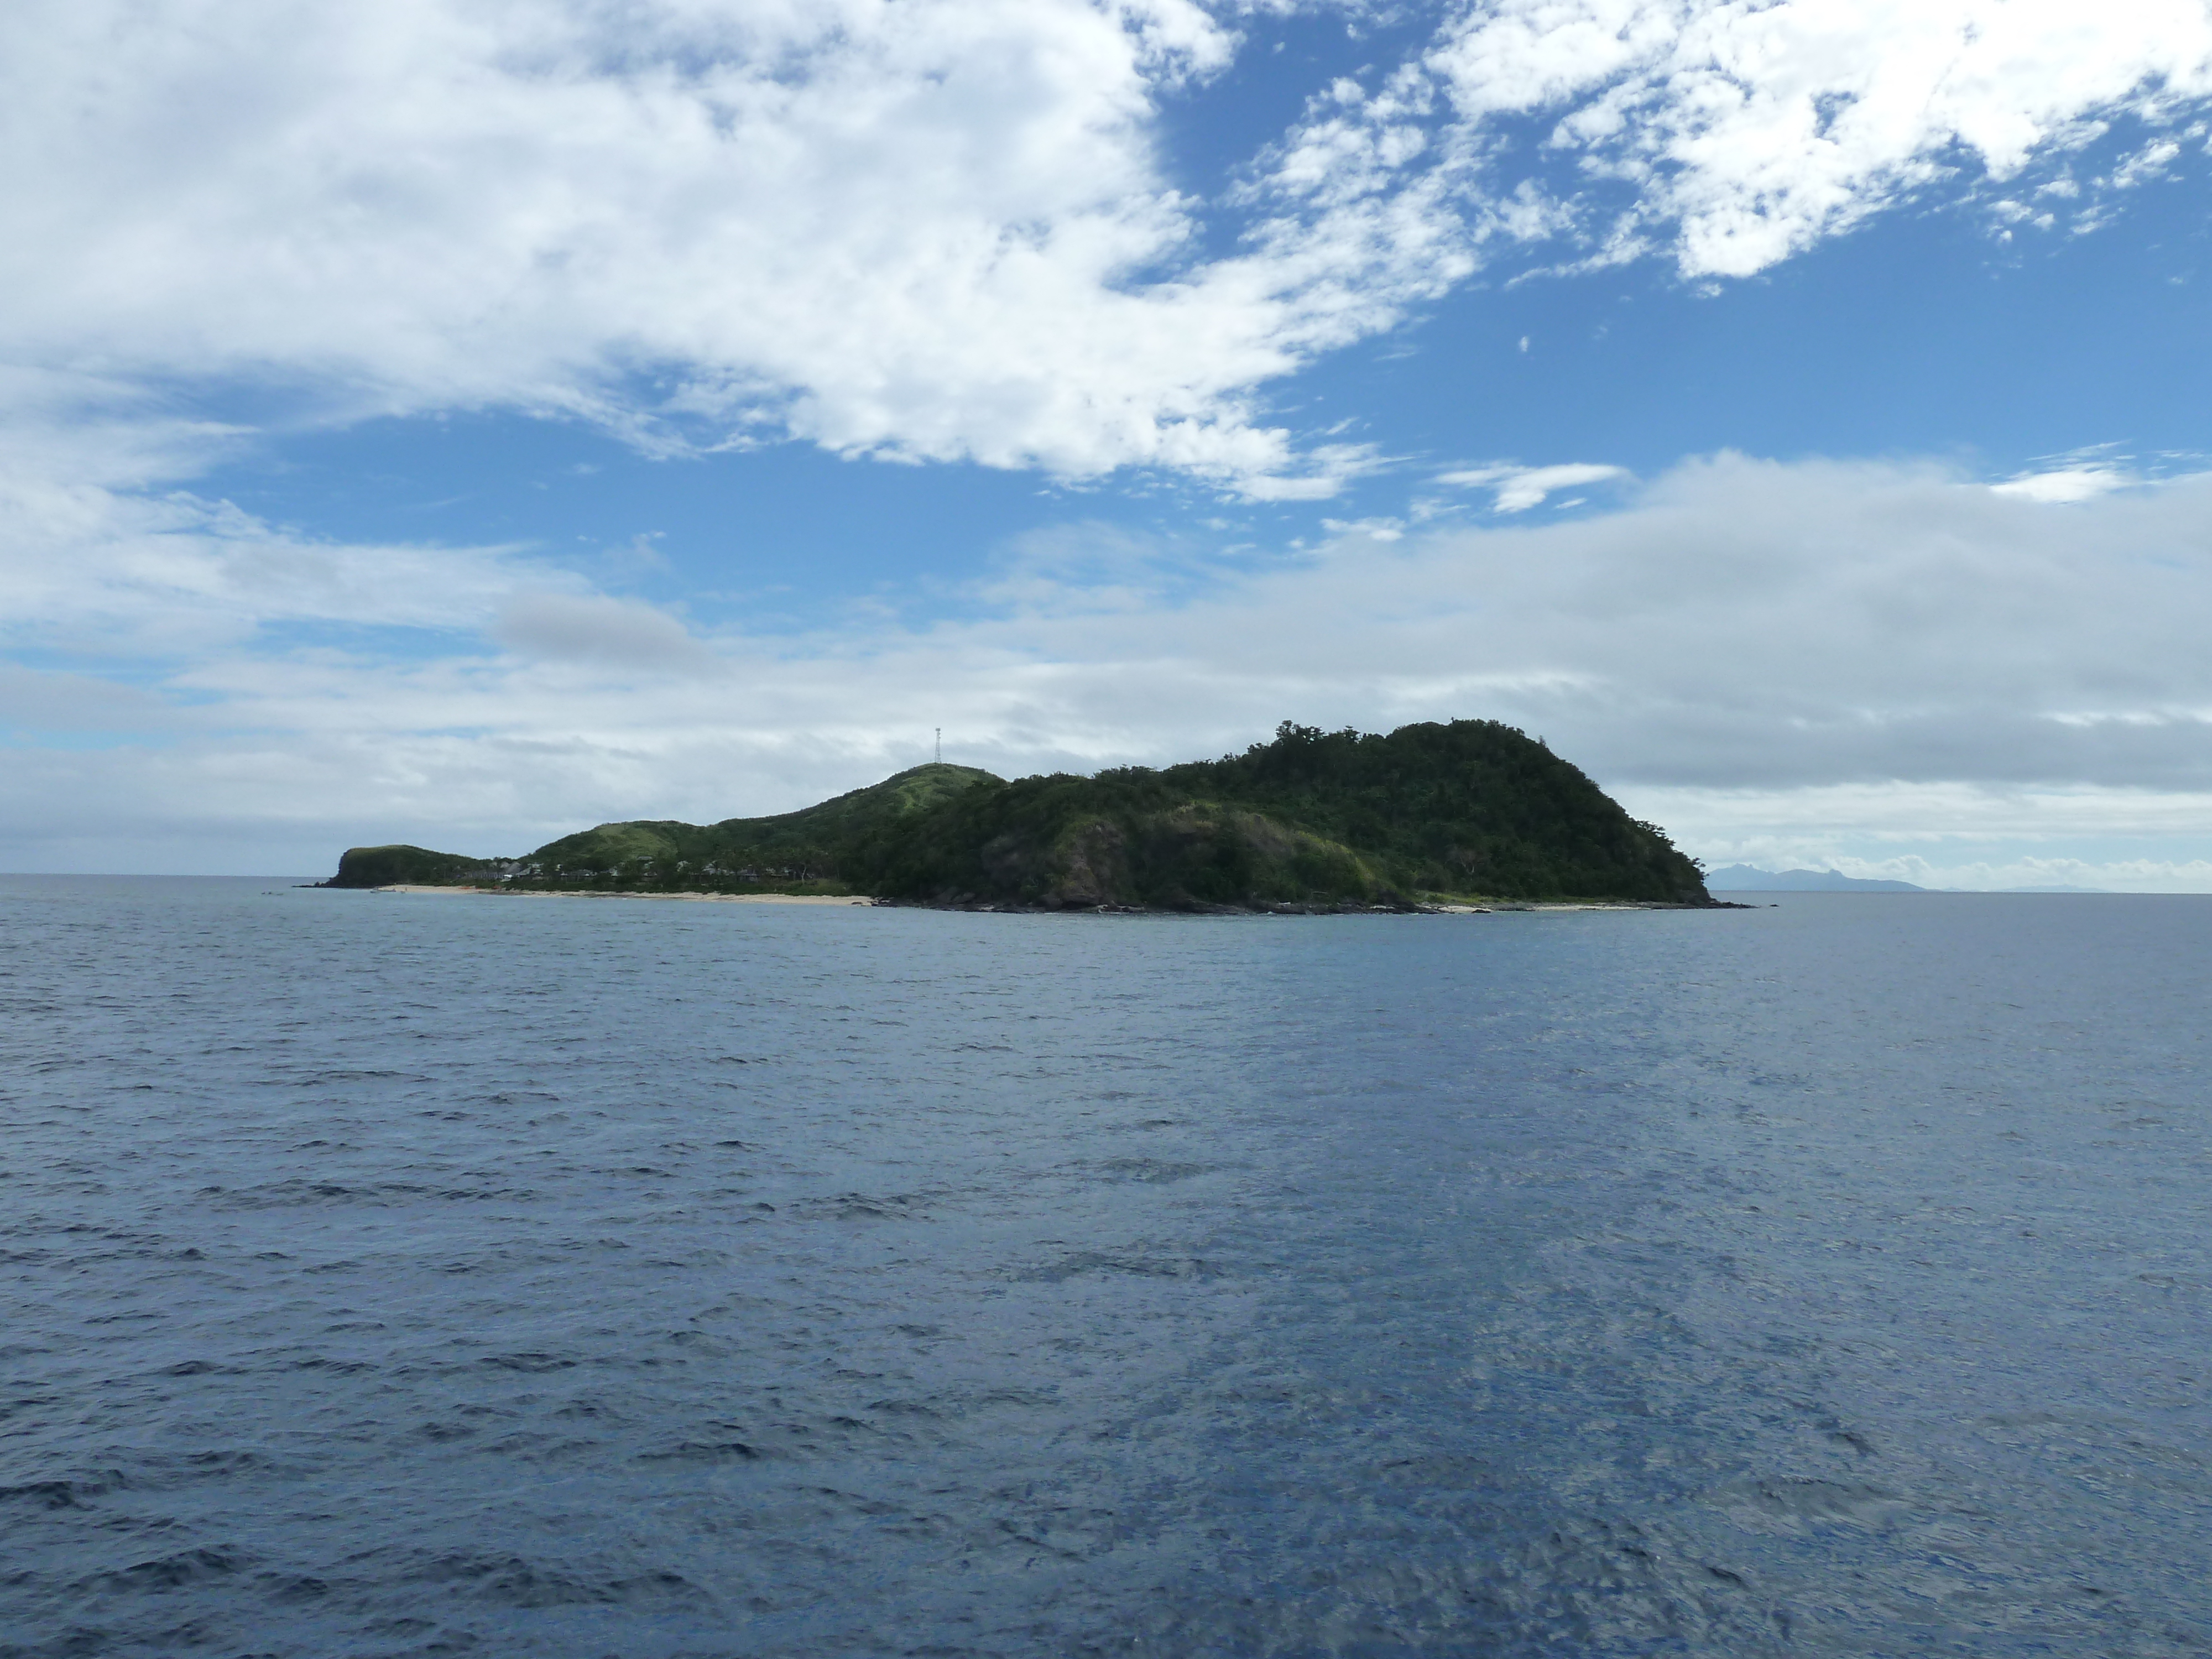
[[1991, 463, 2137, 502], [1423, 0, 2212, 276], [494, 594, 722, 675], [1434, 461, 1631, 512], [0, 458, 541, 658], [2112, 135, 2185, 187], [1319, 516, 1405, 540], [1628, 784, 2212, 891], [0, 662, 174, 733], [0, 0, 1468, 497], [10, 452, 2212, 874], [4, 0, 2206, 508]]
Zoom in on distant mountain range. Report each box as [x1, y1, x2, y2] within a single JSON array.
[[1703, 864, 1927, 892], [326, 719, 1717, 909]]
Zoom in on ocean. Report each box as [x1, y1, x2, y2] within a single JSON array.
[[2, 878, 2206, 1656]]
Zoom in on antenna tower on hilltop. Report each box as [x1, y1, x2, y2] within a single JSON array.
[[935, 728, 942, 765]]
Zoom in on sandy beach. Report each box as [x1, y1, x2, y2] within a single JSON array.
[[358, 888, 1688, 913], [367, 886, 875, 905]]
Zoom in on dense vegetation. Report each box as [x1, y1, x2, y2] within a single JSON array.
[[509, 763, 997, 894], [326, 721, 1710, 907], [330, 843, 508, 888], [842, 721, 1707, 906]]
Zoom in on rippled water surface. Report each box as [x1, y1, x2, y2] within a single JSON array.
[[3, 879, 2208, 1656]]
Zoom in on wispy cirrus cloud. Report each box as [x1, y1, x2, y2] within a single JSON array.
[[1433, 462, 1632, 512], [1990, 444, 2212, 503]]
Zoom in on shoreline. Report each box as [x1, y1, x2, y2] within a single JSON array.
[[366, 885, 876, 905], [354, 885, 1735, 913]]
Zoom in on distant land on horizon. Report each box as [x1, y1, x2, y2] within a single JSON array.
[[328, 719, 1717, 911], [1703, 865, 1928, 893], [1705, 866, 2111, 894]]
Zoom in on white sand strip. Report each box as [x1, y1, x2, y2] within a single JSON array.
[[367, 885, 874, 905]]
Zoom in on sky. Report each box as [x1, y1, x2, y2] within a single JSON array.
[[6, 0, 2212, 890]]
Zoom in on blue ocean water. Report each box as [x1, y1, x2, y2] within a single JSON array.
[[1, 879, 2206, 1657]]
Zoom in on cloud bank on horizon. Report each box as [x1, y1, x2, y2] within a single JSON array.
[[6, 0, 2212, 886]]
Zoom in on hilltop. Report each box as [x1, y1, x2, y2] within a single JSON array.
[[329, 719, 1713, 908]]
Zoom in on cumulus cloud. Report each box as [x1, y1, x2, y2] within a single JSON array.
[[4, 1, 2208, 501], [8, 453, 2212, 883], [0, 0, 1464, 496], [1422, 0, 2212, 276]]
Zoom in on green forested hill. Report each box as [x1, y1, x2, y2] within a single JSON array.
[[329, 843, 507, 888], [841, 721, 1705, 905], [328, 763, 992, 890], [521, 761, 997, 887], [328, 721, 1711, 906]]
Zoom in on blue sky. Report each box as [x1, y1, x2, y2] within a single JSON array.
[[7, 0, 2212, 887]]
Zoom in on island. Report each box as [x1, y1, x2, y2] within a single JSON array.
[[327, 719, 1715, 909]]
